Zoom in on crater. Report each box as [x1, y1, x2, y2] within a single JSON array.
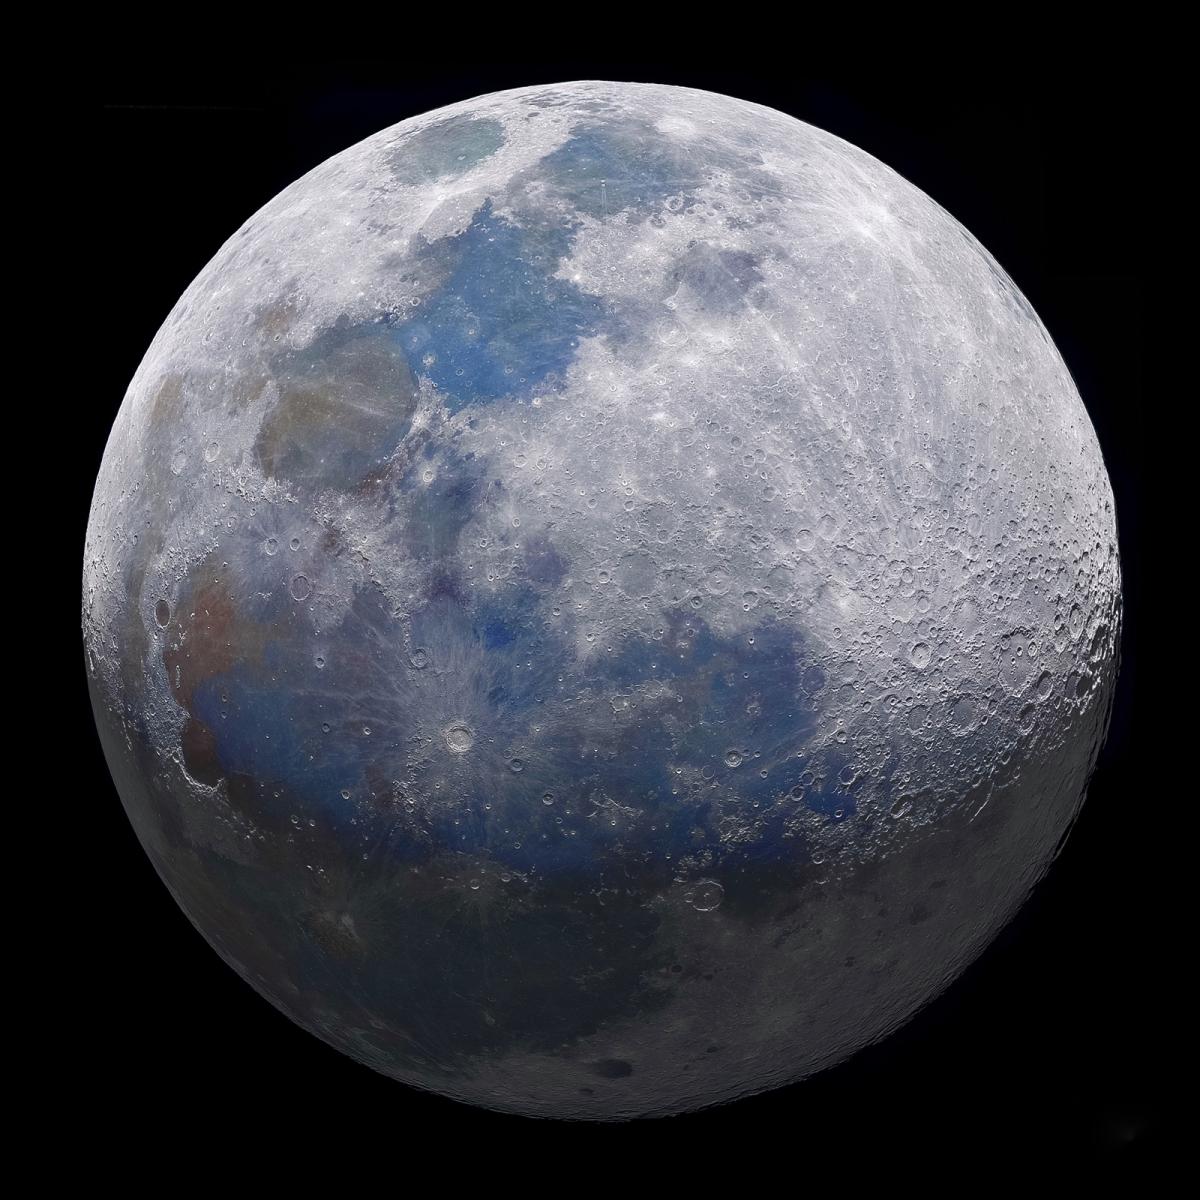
[[443, 722, 475, 754]]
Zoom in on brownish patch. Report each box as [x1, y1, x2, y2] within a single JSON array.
[[149, 373, 186, 433], [180, 716, 223, 786], [164, 569, 244, 706], [254, 328, 417, 489], [164, 559, 276, 786], [251, 291, 304, 341]]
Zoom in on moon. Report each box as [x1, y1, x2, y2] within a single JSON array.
[[83, 81, 1121, 1119]]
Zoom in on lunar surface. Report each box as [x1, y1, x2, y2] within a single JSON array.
[[84, 82, 1121, 1119]]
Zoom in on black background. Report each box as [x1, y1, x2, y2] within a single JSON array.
[[74, 57, 1160, 1174]]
